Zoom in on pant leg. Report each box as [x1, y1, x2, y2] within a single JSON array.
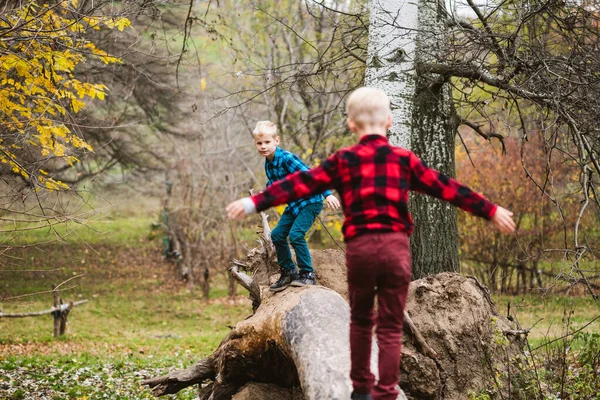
[[288, 203, 323, 274], [372, 233, 411, 400], [346, 234, 378, 395], [270, 211, 297, 271]]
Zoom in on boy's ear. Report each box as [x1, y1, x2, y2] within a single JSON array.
[[275, 135, 281, 145], [386, 114, 392, 129], [347, 118, 357, 132]]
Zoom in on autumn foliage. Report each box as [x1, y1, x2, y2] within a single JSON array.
[[456, 131, 597, 293], [0, 0, 130, 190]]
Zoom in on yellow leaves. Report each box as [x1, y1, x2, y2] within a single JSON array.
[[274, 204, 286, 216], [200, 78, 207, 91], [104, 17, 131, 32], [42, 177, 69, 191], [83, 43, 122, 65], [53, 53, 77, 72], [1, 55, 20, 71], [71, 137, 93, 151], [82, 16, 102, 30], [71, 81, 108, 100], [0, 1, 127, 191], [71, 98, 85, 113], [115, 18, 131, 31], [15, 61, 30, 77]]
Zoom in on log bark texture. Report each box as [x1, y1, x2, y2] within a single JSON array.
[[143, 284, 359, 399]]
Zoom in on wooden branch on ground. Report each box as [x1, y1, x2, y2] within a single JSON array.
[[142, 358, 215, 396], [260, 211, 272, 242], [502, 328, 530, 336], [0, 300, 88, 318]]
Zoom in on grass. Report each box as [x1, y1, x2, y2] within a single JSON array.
[[1, 212, 251, 400], [3, 214, 159, 247], [492, 294, 600, 347]]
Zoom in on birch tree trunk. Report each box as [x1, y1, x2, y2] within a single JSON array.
[[366, 0, 459, 279], [364, 0, 419, 149]]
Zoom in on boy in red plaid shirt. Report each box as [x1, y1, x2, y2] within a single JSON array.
[[227, 87, 516, 400]]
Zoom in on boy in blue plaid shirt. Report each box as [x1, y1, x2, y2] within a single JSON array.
[[253, 121, 341, 291]]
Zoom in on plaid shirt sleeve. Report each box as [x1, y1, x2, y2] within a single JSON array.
[[252, 153, 339, 212], [282, 152, 333, 198], [409, 152, 497, 219]]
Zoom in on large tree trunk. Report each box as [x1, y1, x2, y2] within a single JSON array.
[[366, 0, 460, 279], [409, 0, 459, 279]]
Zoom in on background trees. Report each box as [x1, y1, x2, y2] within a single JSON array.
[[2, 0, 598, 291], [0, 0, 194, 252], [0, 0, 126, 208], [362, 0, 600, 289], [444, 0, 600, 296]]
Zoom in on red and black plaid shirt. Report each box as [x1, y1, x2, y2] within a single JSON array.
[[251, 134, 497, 241]]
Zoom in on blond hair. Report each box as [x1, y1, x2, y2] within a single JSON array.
[[346, 87, 391, 127], [253, 121, 278, 138]]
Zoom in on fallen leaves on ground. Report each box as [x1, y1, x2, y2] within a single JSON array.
[[0, 356, 197, 400]]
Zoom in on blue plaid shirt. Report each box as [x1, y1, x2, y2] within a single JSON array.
[[265, 147, 332, 216]]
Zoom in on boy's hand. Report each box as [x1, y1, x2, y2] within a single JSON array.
[[226, 199, 248, 220], [491, 206, 516, 233], [325, 195, 341, 210]]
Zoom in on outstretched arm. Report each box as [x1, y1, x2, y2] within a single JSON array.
[[284, 152, 334, 199], [490, 206, 516, 233], [409, 152, 515, 233], [227, 155, 340, 219]]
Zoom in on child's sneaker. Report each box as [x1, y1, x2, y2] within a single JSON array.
[[269, 268, 298, 292], [291, 271, 316, 287]]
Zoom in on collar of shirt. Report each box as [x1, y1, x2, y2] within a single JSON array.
[[266, 147, 283, 165], [359, 134, 389, 144]]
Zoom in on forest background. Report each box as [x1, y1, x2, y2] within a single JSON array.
[[0, 0, 598, 399]]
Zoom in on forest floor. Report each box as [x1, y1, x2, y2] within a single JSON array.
[[1, 211, 252, 400], [1, 211, 598, 399]]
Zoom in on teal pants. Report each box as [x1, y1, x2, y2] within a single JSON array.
[[271, 203, 323, 273]]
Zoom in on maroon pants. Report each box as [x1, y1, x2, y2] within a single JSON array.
[[346, 232, 411, 400]]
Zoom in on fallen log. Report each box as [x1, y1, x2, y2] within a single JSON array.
[[143, 284, 364, 399], [142, 214, 524, 399], [143, 211, 376, 399]]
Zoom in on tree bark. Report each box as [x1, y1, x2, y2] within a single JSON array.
[[410, 0, 459, 279], [366, 0, 459, 279], [365, 0, 419, 149], [409, 76, 458, 278], [143, 284, 360, 399]]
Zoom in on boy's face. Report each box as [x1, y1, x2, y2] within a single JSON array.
[[254, 133, 279, 160]]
